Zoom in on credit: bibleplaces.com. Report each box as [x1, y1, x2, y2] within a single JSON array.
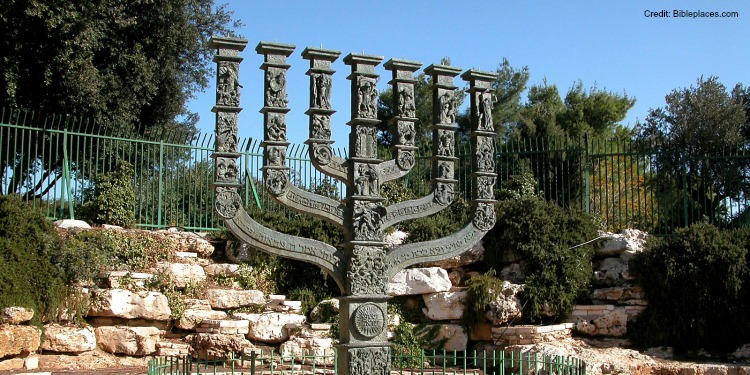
[[644, 9, 740, 18]]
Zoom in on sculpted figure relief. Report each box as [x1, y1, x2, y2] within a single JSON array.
[[217, 62, 242, 106], [435, 182, 455, 205], [478, 92, 495, 131], [312, 73, 332, 109], [216, 112, 238, 152], [396, 150, 415, 170], [439, 161, 454, 180], [355, 126, 377, 158], [266, 68, 288, 107], [397, 121, 415, 146], [353, 202, 384, 241], [476, 138, 495, 172], [312, 114, 332, 139], [439, 91, 458, 124], [349, 347, 389, 375], [357, 76, 378, 118], [397, 86, 416, 118], [473, 202, 496, 231], [348, 246, 387, 295], [477, 176, 496, 199], [267, 146, 286, 166], [215, 187, 241, 219], [266, 169, 289, 196], [216, 157, 238, 183], [267, 115, 287, 141], [354, 164, 379, 196], [438, 131, 454, 157]]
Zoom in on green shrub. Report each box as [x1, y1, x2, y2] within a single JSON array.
[[0, 194, 69, 322], [628, 223, 749, 355], [483, 196, 599, 321], [401, 197, 471, 243], [288, 287, 318, 317], [79, 160, 136, 227], [59, 229, 174, 279], [390, 322, 428, 368], [462, 270, 507, 328]]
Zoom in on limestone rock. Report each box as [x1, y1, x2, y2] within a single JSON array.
[[418, 324, 467, 351], [203, 263, 240, 277], [205, 289, 265, 310], [384, 230, 409, 248], [0, 358, 24, 371], [88, 289, 171, 320], [98, 270, 153, 289], [591, 286, 645, 305], [1, 307, 34, 325], [596, 229, 647, 258], [592, 258, 630, 287], [574, 308, 628, 337], [279, 337, 335, 365], [233, 312, 306, 343], [419, 240, 485, 269], [95, 326, 160, 356], [156, 228, 215, 258], [175, 309, 228, 330], [310, 299, 340, 323], [500, 263, 526, 283], [40, 324, 96, 353], [0, 325, 41, 358], [54, 219, 91, 230], [388, 267, 452, 296], [196, 319, 249, 335], [422, 291, 466, 321], [156, 262, 207, 288], [188, 333, 253, 359], [486, 282, 524, 325]]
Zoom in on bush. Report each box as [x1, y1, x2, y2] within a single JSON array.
[[483, 196, 599, 321], [0, 194, 69, 322], [400, 197, 471, 243], [79, 160, 136, 227], [628, 223, 750, 355], [462, 270, 509, 328]]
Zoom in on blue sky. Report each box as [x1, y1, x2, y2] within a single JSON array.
[[187, 0, 749, 147]]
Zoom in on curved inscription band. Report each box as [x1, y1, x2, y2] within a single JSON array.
[[227, 207, 346, 291], [385, 223, 486, 278], [311, 152, 350, 184], [382, 193, 444, 229], [275, 185, 346, 230]]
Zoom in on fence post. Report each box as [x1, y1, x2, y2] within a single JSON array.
[[584, 134, 591, 215], [158, 140, 164, 227], [62, 118, 75, 220]]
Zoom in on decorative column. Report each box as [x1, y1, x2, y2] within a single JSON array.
[[211, 36, 248, 219], [384, 58, 421, 172], [302, 47, 348, 183], [339, 53, 390, 375], [256, 42, 295, 198], [461, 69, 499, 231], [424, 64, 463, 206]]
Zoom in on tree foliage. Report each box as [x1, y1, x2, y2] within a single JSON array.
[[637, 76, 750, 228], [0, 0, 239, 197]]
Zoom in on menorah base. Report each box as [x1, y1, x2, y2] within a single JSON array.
[[337, 344, 391, 375]]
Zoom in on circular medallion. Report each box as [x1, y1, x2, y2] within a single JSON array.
[[352, 303, 385, 339]]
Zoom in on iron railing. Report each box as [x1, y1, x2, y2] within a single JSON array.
[[2, 108, 749, 234], [147, 349, 587, 375]]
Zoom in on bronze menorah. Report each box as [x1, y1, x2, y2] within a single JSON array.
[[211, 36, 498, 375]]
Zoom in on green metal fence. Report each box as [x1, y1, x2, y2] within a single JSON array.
[[2, 108, 749, 234], [147, 349, 586, 375]]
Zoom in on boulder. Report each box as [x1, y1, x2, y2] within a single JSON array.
[[384, 230, 409, 248], [95, 326, 160, 356], [205, 289, 265, 310], [592, 258, 630, 287], [279, 337, 334, 365], [98, 270, 153, 289], [40, 324, 96, 353], [591, 286, 646, 305], [486, 282, 524, 325], [0, 325, 41, 358], [387, 268, 452, 296], [310, 299, 340, 323], [175, 309, 228, 330], [574, 307, 628, 337], [596, 229, 647, 258], [188, 333, 254, 359], [88, 289, 171, 320], [54, 219, 91, 230], [233, 312, 306, 343], [1, 307, 34, 325], [156, 228, 215, 258], [156, 262, 206, 288], [422, 291, 466, 321], [196, 319, 250, 335], [203, 263, 241, 277], [419, 240, 485, 269], [418, 324, 467, 351]]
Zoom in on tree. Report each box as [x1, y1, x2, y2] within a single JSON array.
[[0, 0, 239, 198], [637, 76, 750, 228]]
